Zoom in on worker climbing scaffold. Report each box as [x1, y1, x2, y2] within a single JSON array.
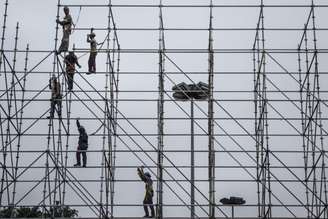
[[137, 166, 155, 218], [74, 118, 88, 167], [64, 51, 81, 91], [56, 6, 72, 54], [49, 75, 62, 119], [86, 28, 98, 74]]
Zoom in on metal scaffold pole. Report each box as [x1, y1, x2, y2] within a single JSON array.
[[208, 1, 215, 218], [157, 1, 165, 218], [298, 1, 328, 218], [254, 1, 272, 218], [1, 1, 328, 219]]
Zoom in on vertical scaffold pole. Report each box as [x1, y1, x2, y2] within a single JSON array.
[[254, 1, 272, 218], [157, 1, 165, 218], [9, 22, 20, 215], [190, 98, 195, 219], [11, 43, 29, 212], [0, 0, 9, 208], [0, 0, 9, 76], [208, 1, 215, 218]]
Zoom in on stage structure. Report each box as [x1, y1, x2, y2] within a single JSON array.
[[0, 0, 327, 218]]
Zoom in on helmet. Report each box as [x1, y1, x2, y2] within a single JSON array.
[[89, 32, 96, 37], [64, 6, 69, 11], [144, 172, 151, 178]]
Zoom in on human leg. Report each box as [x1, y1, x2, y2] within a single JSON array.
[[88, 54, 92, 73], [67, 71, 74, 91], [91, 53, 96, 72], [143, 194, 154, 217], [56, 99, 62, 118], [75, 148, 81, 166], [82, 151, 87, 167], [58, 31, 70, 54], [50, 100, 55, 118], [149, 197, 155, 217], [143, 197, 149, 217]]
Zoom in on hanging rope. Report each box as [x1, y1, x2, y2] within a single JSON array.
[[71, 6, 82, 34]]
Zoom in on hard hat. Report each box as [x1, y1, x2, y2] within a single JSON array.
[[64, 6, 69, 10], [144, 172, 151, 178], [89, 32, 96, 37]]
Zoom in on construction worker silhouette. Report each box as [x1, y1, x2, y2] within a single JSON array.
[[64, 51, 81, 91], [49, 76, 62, 119], [56, 6, 72, 54], [86, 28, 97, 74], [137, 167, 155, 218], [74, 119, 88, 167]]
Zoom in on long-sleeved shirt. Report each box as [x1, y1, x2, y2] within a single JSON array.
[[76, 120, 88, 149], [137, 169, 154, 197]]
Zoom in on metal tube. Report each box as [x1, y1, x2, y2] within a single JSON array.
[[190, 98, 195, 219]]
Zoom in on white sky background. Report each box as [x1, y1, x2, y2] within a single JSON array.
[[1, 0, 328, 218]]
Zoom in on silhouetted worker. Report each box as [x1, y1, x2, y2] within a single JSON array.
[[49, 76, 62, 119], [86, 28, 97, 74], [64, 51, 81, 91], [56, 6, 72, 54], [137, 166, 155, 218], [74, 119, 88, 167]]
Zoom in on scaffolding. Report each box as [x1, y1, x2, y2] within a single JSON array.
[[0, 0, 328, 218]]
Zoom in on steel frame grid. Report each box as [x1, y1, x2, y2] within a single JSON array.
[[0, 0, 328, 219]]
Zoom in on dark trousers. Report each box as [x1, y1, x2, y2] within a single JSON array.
[[50, 98, 62, 118], [143, 194, 155, 217], [66, 71, 74, 91], [76, 147, 87, 166], [88, 52, 97, 73]]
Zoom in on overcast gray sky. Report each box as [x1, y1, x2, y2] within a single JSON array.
[[1, 0, 328, 218]]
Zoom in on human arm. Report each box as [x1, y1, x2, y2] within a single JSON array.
[[76, 119, 81, 129], [137, 166, 147, 182], [56, 15, 72, 26], [75, 56, 81, 68]]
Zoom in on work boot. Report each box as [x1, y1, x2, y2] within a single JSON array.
[[143, 215, 149, 218], [74, 163, 81, 167]]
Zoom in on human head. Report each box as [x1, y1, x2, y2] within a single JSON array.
[[78, 125, 85, 133], [144, 172, 151, 178], [51, 75, 57, 83], [69, 51, 74, 56], [63, 6, 69, 15], [90, 32, 96, 38]]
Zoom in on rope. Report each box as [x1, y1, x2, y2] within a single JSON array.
[[71, 6, 82, 34]]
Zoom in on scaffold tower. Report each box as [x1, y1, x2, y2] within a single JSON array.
[[1, 0, 328, 218]]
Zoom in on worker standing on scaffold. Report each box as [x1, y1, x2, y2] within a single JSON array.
[[86, 28, 97, 74], [56, 6, 72, 54], [74, 118, 88, 167], [49, 75, 62, 119], [137, 166, 155, 218], [64, 51, 81, 91]]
